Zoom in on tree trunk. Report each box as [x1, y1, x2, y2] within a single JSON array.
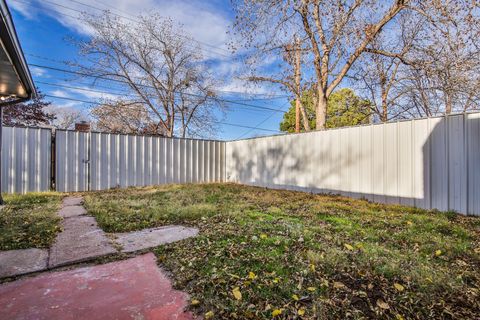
[[298, 99, 310, 131], [381, 96, 388, 122], [316, 85, 327, 130], [445, 93, 452, 114]]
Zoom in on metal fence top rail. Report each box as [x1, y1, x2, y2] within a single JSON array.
[[228, 110, 480, 143], [4, 109, 480, 144], [54, 128, 225, 143]]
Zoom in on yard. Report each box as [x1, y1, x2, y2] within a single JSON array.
[[81, 183, 480, 319], [0, 193, 62, 251]]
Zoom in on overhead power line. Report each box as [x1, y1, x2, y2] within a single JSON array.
[[235, 100, 290, 139], [27, 53, 289, 99], [43, 94, 281, 133], [36, 81, 288, 109], [36, 80, 135, 97], [11, 0, 231, 59], [65, 0, 232, 54], [29, 63, 289, 113]]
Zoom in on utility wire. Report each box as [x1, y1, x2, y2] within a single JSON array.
[[235, 101, 290, 139], [43, 94, 281, 133], [27, 53, 289, 99], [66, 0, 232, 54], [11, 0, 231, 59], [36, 80, 136, 97], [30, 63, 289, 113], [36, 81, 285, 115]]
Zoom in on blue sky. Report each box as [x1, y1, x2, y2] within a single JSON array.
[[7, 0, 292, 140]]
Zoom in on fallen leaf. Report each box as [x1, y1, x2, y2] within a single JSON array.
[[232, 287, 242, 300], [205, 311, 215, 319], [394, 283, 405, 292], [248, 271, 256, 280], [456, 259, 467, 266], [292, 294, 299, 301], [298, 308, 306, 316], [396, 314, 405, 320], [307, 287, 316, 292], [191, 299, 200, 306], [333, 282, 345, 289], [344, 243, 354, 251], [272, 309, 282, 317], [376, 299, 390, 309]]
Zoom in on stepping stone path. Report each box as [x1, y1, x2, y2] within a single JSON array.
[[0, 249, 48, 278], [0, 253, 197, 320], [115, 225, 199, 253], [49, 196, 116, 268], [49, 216, 117, 268], [0, 196, 198, 279]]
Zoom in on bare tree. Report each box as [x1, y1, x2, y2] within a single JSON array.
[[406, 2, 480, 116], [74, 12, 223, 138], [47, 106, 84, 130], [90, 101, 166, 135], [232, 0, 414, 130], [352, 12, 422, 122], [355, 2, 480, 119]]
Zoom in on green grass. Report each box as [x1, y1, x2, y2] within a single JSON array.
[[84, 183, 480, 319], [0, 192, 62, 250]]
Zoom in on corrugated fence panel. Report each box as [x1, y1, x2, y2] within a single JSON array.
[[6, 112, 479, 217], [1, 127, 51, 193], [59, 132, 225, 192], [55, 130, 89, 192], [226, 113, 480, 216], [467, 113, 480, 215]]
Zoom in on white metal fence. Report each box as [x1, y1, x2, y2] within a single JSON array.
[[55, 131, 226, 192], [226, 113, 480, 216], [1, 126, 51, 193], [3, 112, 480, 216]]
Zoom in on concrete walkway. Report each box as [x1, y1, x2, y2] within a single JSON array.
[[0, 196, 198, 279], [49, 197, 117, 268], [0, 253, 197, 320]]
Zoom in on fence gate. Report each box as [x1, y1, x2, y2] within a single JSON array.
[[55, 130, 225, 192], [55, 130, 89, 192]]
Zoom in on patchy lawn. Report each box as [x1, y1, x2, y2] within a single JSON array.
[[0, 193, 62, 250], [84, 183, 480, 319]]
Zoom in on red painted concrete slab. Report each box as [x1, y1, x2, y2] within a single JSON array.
[[0, 253, 197, 320]]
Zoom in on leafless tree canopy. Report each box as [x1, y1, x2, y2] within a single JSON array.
[[232, 0, 480, 126], [90, 101, 166, 135], [74, 13, 224, 138], [354, 2, 480, 121], [47, 106, 84, 130]]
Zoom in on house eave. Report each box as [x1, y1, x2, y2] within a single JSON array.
[[0, 0, 36, 101]]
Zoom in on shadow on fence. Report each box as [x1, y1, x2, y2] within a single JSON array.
[[227, 114, 480, 216]]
